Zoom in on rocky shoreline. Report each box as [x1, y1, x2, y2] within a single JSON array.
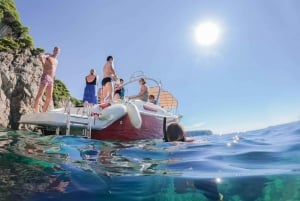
[[0, 49, 44, 129], [1, 0, 79, 129]]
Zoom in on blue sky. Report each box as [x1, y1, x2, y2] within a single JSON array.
[[15, 0, 300, 133]]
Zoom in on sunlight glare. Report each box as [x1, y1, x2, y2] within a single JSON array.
[[195, 22, 220, 46]]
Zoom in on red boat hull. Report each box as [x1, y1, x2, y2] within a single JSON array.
[[91, 113, 178, 141]]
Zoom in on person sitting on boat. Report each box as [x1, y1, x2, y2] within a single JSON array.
[[148, 94, 157, 104], [83, 69, 98, 105], [163, 118, 223, 201], [114, 78, 125, 100], [128, 78, 148, 102]]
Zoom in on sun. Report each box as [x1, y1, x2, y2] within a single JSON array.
[[195, 22, 220, 46]]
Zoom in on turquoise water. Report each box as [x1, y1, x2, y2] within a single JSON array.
[[1, 121, 300, 201]]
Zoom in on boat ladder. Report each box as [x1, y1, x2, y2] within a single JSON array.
[[65, 99, 92, 138]]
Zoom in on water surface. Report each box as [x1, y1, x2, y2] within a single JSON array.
[[0, 121, 300, 201]]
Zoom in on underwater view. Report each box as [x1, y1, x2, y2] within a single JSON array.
[[0, 121, 300, 201]]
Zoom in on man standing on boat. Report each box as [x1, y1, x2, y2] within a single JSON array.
[[34, 46, 60, 112], [101, 56, 118, 103]]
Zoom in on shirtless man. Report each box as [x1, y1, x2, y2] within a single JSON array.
[[34, 46, 60, 112], [101, 56, 118, 103]]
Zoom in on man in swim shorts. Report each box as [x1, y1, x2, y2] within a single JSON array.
[[34, 46, 60, 112], [101, 77, 112, 86], [101, 55, 118, 103], [40, 73, 54, 86]]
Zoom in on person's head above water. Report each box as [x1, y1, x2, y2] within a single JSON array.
[[165, 122, 185, 142]]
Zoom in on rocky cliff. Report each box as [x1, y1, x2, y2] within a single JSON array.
[[0, 49, 43, 129], [0, 0, 81, 129], [0, 0, 39, 129]]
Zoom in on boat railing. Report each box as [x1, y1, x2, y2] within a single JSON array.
[[122, 71, 161, 104], [129, 71, 146, 81], [86, 105, 92, 139], [121, 71, 179, 113], [66, 97, 72, 135]]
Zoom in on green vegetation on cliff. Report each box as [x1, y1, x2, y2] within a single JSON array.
[[53, 79, 83, 107], [0, 0, 43, 54], [0, 0, 83, 107]]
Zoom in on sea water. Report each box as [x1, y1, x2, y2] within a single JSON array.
[[0, 121, 300, 201]]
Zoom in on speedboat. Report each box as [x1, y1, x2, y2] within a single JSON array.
[[20, 72, 181, 141]]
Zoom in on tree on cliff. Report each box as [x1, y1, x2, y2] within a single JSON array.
[[53, 79, 83, 107], [0, 0, 43, 54], [0, 0, 83, 129], [1, 0, 82, 107]]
